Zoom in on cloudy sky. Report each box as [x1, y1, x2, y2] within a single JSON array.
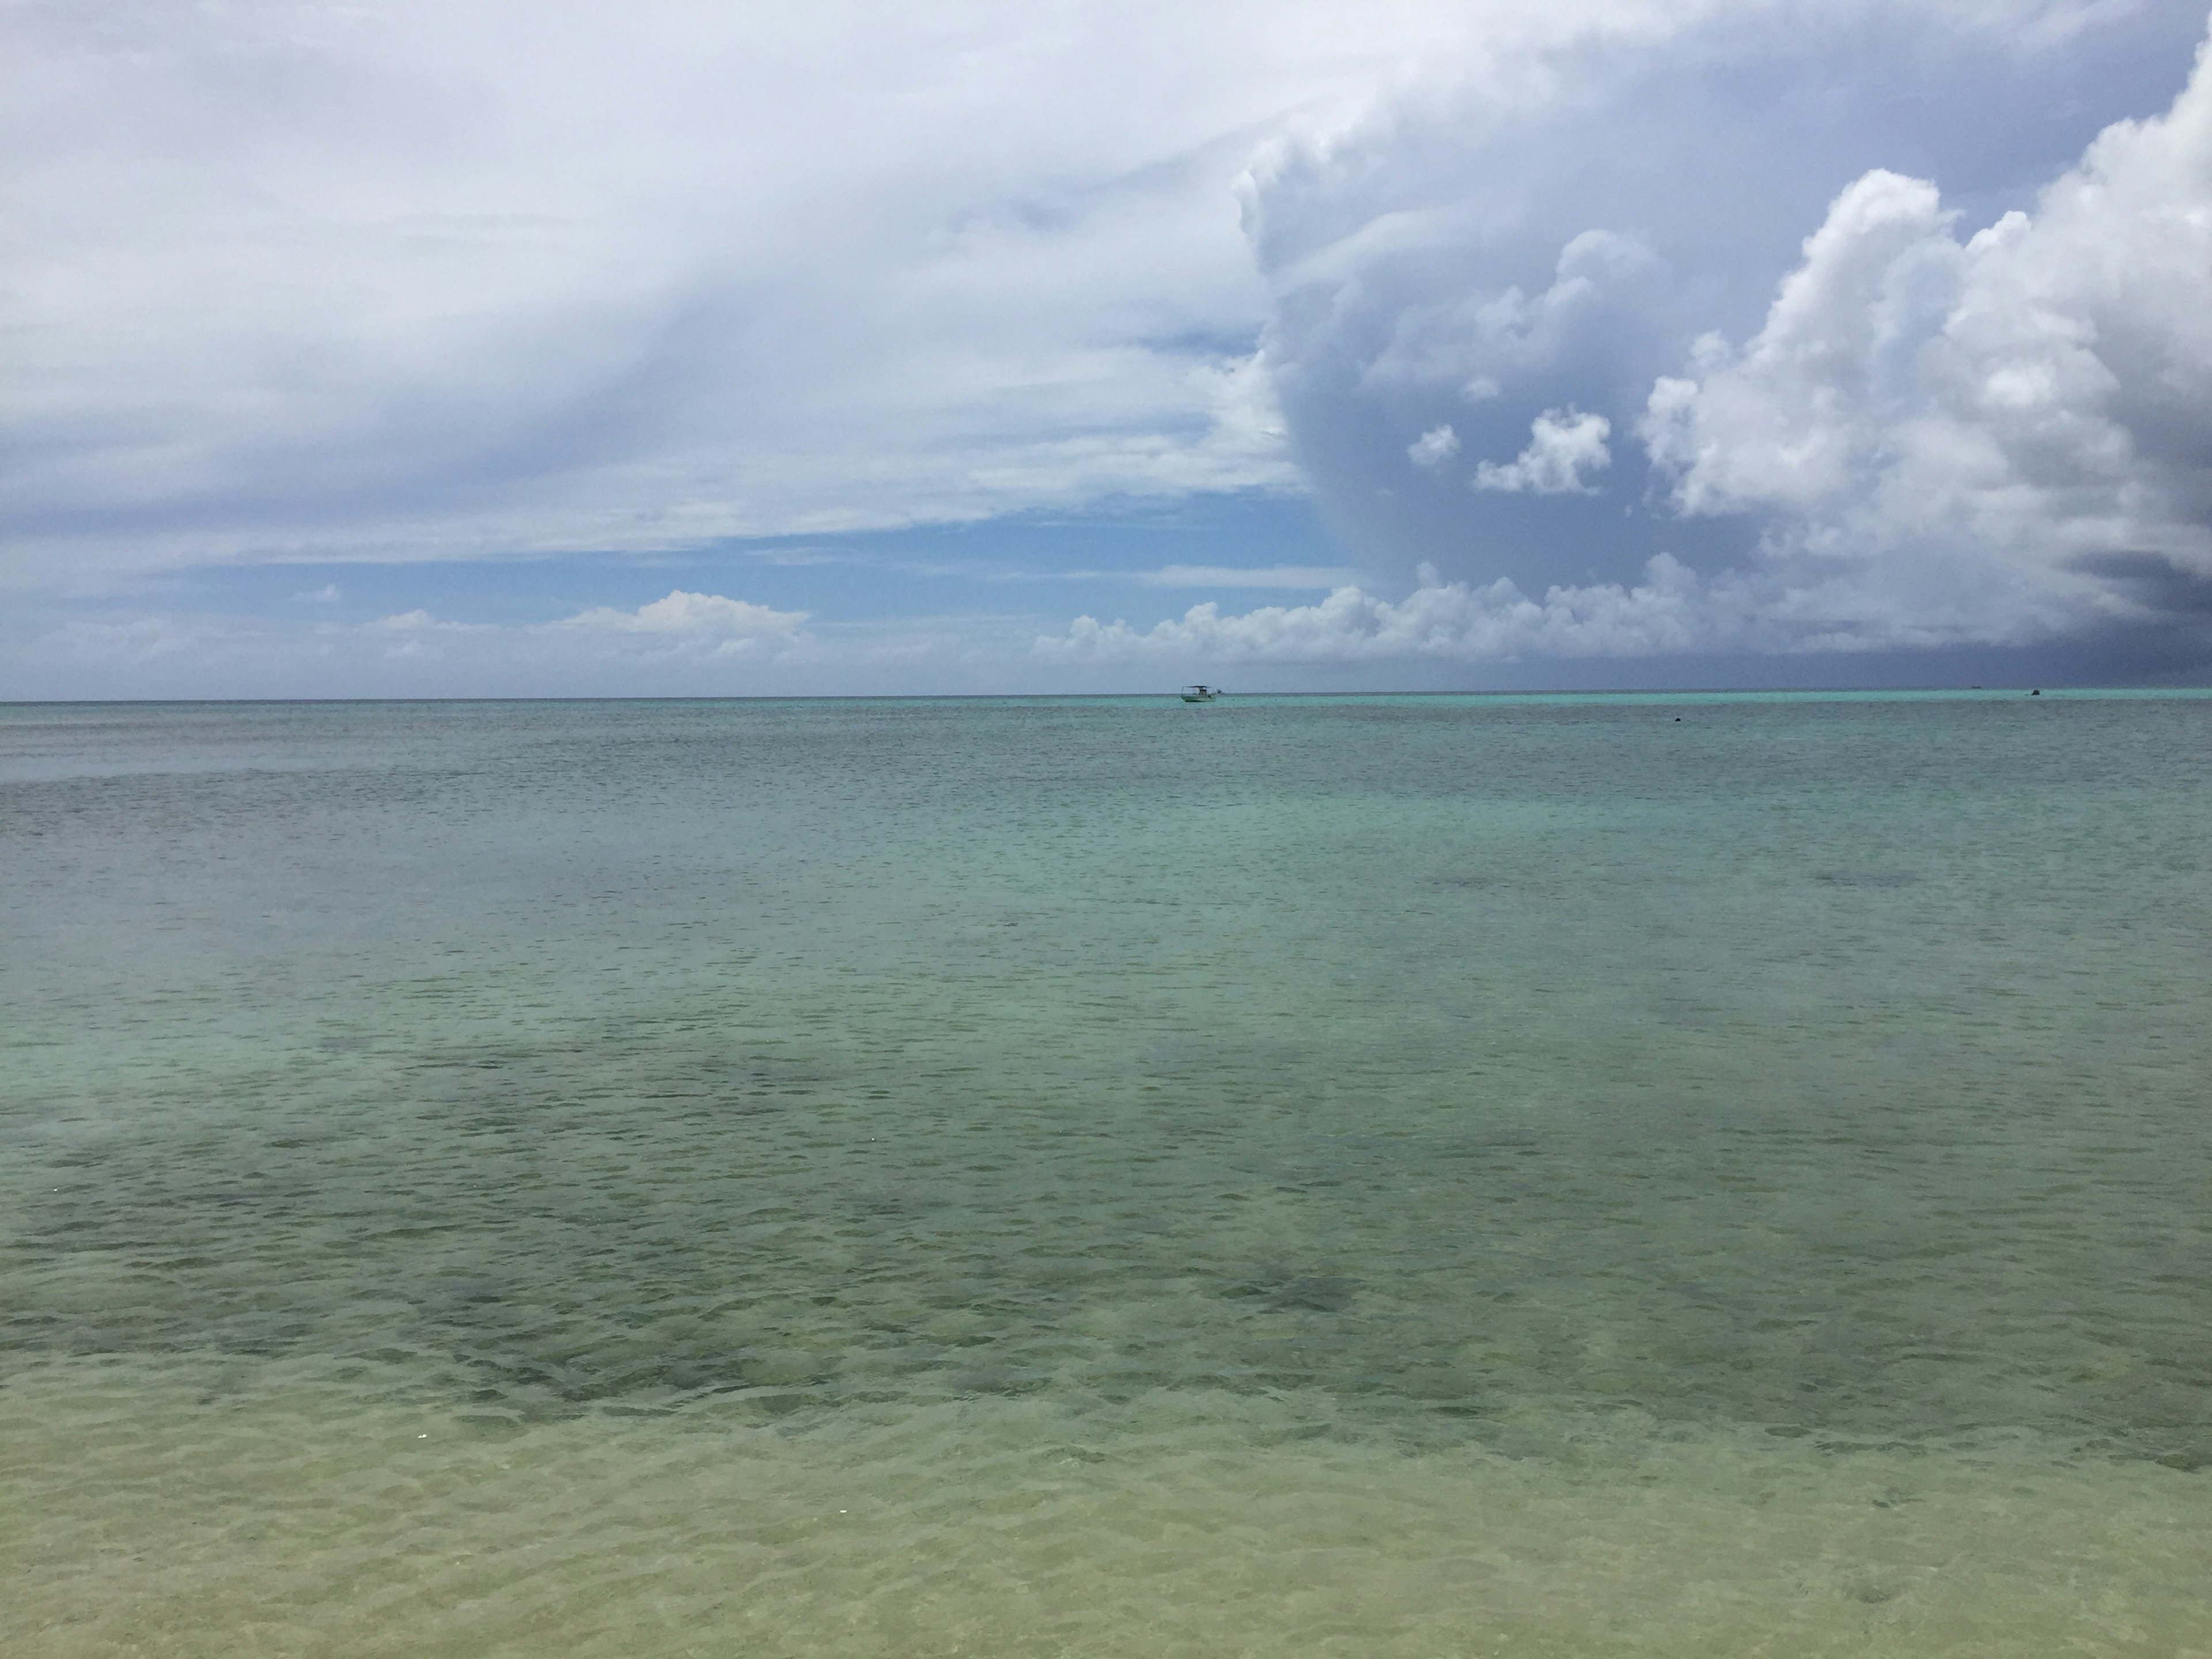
[[7, 0, 2212, 695]]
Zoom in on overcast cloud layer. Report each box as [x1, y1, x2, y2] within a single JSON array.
[[7, 0, 2212, 694]]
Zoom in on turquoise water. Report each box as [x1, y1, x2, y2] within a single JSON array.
[[4, 693, 2210, 1655]]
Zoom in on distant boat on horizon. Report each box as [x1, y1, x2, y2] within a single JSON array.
[[1179, 684, 1221, 703]]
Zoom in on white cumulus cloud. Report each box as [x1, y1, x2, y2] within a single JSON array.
[[1241, 2, 2212, 668], [1640, 37, 2212, 644], [1408, 425, 1461, 468], [1473, 408, 1612, 494]]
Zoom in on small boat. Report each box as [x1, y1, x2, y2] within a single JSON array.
[[1179, 684, 1221, 703]]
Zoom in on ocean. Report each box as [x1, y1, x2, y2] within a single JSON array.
[[4, 692, 2209, 1656]]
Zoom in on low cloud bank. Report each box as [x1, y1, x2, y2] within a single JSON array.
[[1036, 537, 2169, 667], [360, 590, 812, 661], [6, 588, 827, 698], [551, 590, 810, 654], [1043, 556, 1737, 664]]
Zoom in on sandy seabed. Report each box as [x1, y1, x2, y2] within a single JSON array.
[[6, 1357, 2208, 1659]]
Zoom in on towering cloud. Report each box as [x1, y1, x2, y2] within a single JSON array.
[[1240, 2, 2212, 665]]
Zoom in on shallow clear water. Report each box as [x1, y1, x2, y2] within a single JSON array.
[[4, 692, 2209, 1655]]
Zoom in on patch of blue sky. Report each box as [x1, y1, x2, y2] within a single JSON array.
[[172, 491, 1356, 632]]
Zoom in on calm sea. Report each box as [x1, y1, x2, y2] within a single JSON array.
[[5, 693, 2209, 1656]]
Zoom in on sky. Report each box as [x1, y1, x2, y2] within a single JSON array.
[[7, 0, 2212, 696]]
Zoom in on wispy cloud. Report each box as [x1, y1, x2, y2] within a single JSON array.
[[1135, 565, 1358, 588], [371, 609, 493, 633], [6, 1, 1518, 585]]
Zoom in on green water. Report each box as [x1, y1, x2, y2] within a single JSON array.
[[4, 694, 2209, 1655]]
